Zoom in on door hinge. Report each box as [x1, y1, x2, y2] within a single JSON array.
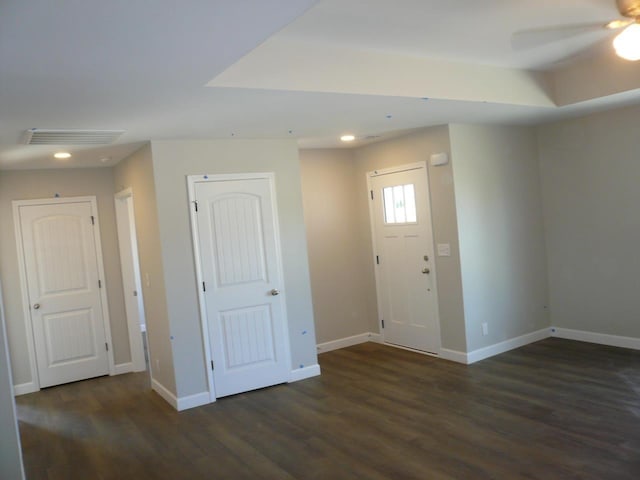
[[210, 360, 214, 370], [381, 319, 385, 329], [193, 200, 198, 212], [376, 255, 380, 265], [105, 342, 109, 351], [370, 190, 374, 200], [90, 215, 95, 225], [98, 279, 102, 288], [133, 290, 138, 297], [202, 281, 206, 292]]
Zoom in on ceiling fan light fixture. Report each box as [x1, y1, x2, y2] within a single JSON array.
[[606, 19, 631, 29], [613, 23, 640, 60]]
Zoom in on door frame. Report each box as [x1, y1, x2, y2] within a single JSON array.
[[12, 196, 116, 391], [366, 161, 442, 353], [114, 188, 147, 373], [187, 172, 292, 403]]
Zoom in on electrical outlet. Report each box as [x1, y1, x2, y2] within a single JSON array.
[[482, 322, 489, 336]]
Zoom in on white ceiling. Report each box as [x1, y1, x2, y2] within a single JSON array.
[[1, 0, 639, 169], [271, 0, 620, 69]]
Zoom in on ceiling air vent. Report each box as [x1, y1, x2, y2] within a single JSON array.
[[23, 129, 125, 145]]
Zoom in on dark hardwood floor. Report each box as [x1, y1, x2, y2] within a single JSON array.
[[16, 338, 640, 479]]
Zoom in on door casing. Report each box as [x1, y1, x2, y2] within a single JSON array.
[[366, 162, 442, 354], [114, 188, 147, 373], [12, 196, 115, 391], [187, 172, 292, 402]]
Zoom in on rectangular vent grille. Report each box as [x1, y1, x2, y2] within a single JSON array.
[[23, 129, 124, 145]]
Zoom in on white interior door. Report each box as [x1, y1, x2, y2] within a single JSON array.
[[17, 200, 110, 388], [193, 175, 290, 398], [369, 163, 441, 353], [114, 190, 146, 373]]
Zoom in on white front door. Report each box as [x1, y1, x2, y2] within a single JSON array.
[[369, 163, 441, 353], [17, 199, 110, 388], [193, 175, 290, 398]]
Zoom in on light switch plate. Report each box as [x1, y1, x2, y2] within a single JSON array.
[[437, 243, 451, 257]]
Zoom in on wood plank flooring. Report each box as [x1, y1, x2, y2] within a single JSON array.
[[16, 338, 640, 479]]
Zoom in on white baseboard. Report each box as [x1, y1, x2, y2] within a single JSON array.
[[310, 326, 640, 371], [151, 378, 178, 410], [551, 327, 640, 350], [466, 328, 551, 364], [289, 364, 321, 382], [13, 381, 39, 396], [439, 348, 468, 364], [152, 378, 210, 411], [368, 333, 382, 343], [176, 391, 210, 411], [317, 332, 381, 353], [113, 362, 133, 375]]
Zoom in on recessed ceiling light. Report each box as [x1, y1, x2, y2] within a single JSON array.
[[340, 135, 356, 142], [54, 152, 71, 159], [99, 156, 111, 163]]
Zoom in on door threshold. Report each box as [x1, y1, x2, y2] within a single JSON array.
[[383, 341, 439, 357]]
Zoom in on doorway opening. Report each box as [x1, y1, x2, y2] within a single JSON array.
[[114, 189, 148, 373]]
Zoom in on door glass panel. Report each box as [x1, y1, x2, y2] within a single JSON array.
[[383, 187, 396, 223], [383, 184, 417, 224], [404, 184, 416, 223]]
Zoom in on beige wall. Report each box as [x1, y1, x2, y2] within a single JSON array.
[[0, 278, 25, 480], [114, 145, 176, 394], [550, 48, 640, 107], [449, 124, 549, 351], [300, 149, 372, 343], [352, 126, 468, 352], [150, 139, 318, 398], [0, 168, 130, 386], [538, 105, 640, 338]]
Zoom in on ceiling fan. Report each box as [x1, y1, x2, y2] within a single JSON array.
[[513, 0, 640, 61]]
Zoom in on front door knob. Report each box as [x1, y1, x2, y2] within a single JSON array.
[[33, 303, 41, 310], [270, 289, 280, 296]]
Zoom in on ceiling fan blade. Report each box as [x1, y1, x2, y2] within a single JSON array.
[[511, 21, 617, 50]]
